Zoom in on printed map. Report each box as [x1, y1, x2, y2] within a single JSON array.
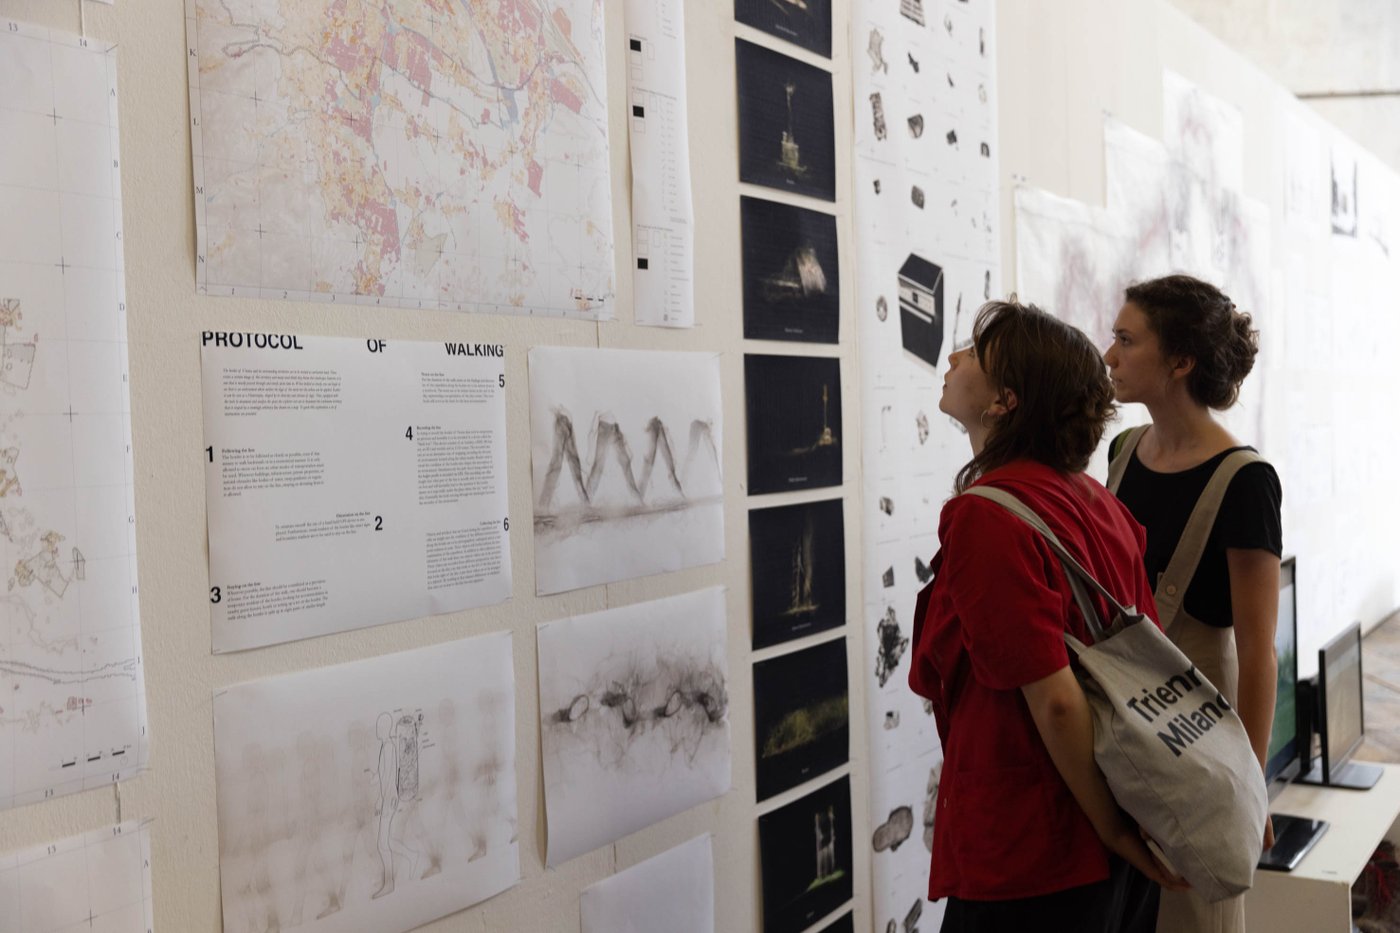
[[187, 0, 615, 316], [0, 21, 148, 810]]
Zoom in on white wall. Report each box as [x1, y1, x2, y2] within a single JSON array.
[[997, 0, 1400, 669], [2, 0, 1396, 931], [0, 0, 872, 931]]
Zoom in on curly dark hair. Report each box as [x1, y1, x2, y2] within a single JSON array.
[[1124, 274, 1259, 410], [955, 301, 1117, 492]]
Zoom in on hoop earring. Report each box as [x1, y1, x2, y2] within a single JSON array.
[[979, 409, 994, 430]]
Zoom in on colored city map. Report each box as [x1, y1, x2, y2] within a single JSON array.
[[187, 0, 616, 316]]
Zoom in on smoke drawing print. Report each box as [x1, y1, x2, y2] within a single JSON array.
[[529, 347, 724, 595], [538, 588, 731, 866]]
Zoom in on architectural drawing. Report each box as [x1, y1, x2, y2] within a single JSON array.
[[529, 348, 724, 595], [538, 588, 731, 866], [214, 632, 519, 933]]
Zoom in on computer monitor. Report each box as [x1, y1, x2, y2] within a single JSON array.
[[1258, 557, 1327, 872], [1316, 622, 1381, 790], [1264, 557, 1302, 793]]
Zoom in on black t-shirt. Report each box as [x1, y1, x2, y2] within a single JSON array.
[[1111, 432, 1283, 628]]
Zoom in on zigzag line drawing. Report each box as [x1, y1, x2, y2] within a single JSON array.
[[537, 411, 721, 520]]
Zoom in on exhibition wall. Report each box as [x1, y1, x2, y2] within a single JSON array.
[[0, 0, 1395, 932]]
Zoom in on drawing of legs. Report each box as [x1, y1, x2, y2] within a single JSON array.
[[371, 713, 418, 898]]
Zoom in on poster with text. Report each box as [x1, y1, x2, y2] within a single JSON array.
[[201, 332, 510, 652]]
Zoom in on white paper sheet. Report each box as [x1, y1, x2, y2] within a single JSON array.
[[213, 631, 519, 933], [1164, 69, 1243, 195], [626, 0, 695, 328], [0, 19, 148, 810], [852, 2, 1001, 927], [1014, 185, 1138, 343], [0, 819, 154, 933], [528, 347, 723, 595], [538, 587, 730, 866], [200, 333, 511, 652], [1280, 107, 1327, 233], [580, 834, 714, 933], [185, 0, 614, 318]]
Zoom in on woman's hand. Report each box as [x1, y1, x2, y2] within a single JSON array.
[[1263, 813, 1275, 850], [1098, 819, 1189, 891]]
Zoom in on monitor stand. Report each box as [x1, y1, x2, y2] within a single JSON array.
[[1295, 759, 1384, 790], [1257, 812, 1328, 872]]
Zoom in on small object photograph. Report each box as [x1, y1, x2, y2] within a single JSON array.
[[736, 39, 837, 201], [742, 196, 840, 344], [758, 774, 854, 933], [745, 354, 843, 494], [749, 498, 846, 649], [753, 637, 850, 800], [735, 0, 832, 58]]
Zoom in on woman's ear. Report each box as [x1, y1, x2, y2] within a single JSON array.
[[1169, 355, 1196, 380], [990, 388, 1018, 416]]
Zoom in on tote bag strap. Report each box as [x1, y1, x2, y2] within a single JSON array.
[[961, 486, 1134, 645], [1153, 449, 1265, 631], [1105, 424, 1150, 494]]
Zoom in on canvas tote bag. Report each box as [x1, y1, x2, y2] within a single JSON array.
[[963, 486, 1267, 903]]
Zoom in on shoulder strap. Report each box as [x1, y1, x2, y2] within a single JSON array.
[[962, 486, 1136, 644], [1105, 424, 1150, 494], [1153, 449, 1266, 631]]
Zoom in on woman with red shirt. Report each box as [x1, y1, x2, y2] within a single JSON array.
[[909, 301, 1184, 932]]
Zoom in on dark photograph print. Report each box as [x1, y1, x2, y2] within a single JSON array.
[[736, 39, 837, 202], [749, 498, 845, 649], [735, 0, 833, 58], [753, 636, 849, 800], [745, 354, 843, 494], [742, 196, 840, 344], [759, 774, 853, 933]]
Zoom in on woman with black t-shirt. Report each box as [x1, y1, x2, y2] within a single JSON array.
[[1103, 274, 1282, 933]]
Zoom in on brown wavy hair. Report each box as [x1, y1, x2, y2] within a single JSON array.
[[955, 301, 1117, 492], [1124, 274, 1259, 409]]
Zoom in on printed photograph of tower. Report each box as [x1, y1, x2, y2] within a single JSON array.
[[736, 39, 837, 201], [749, 498, 846, 648], [744, 354, 844, 494]]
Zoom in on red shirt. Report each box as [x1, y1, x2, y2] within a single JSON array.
[[908, 461, 1160, 902]]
